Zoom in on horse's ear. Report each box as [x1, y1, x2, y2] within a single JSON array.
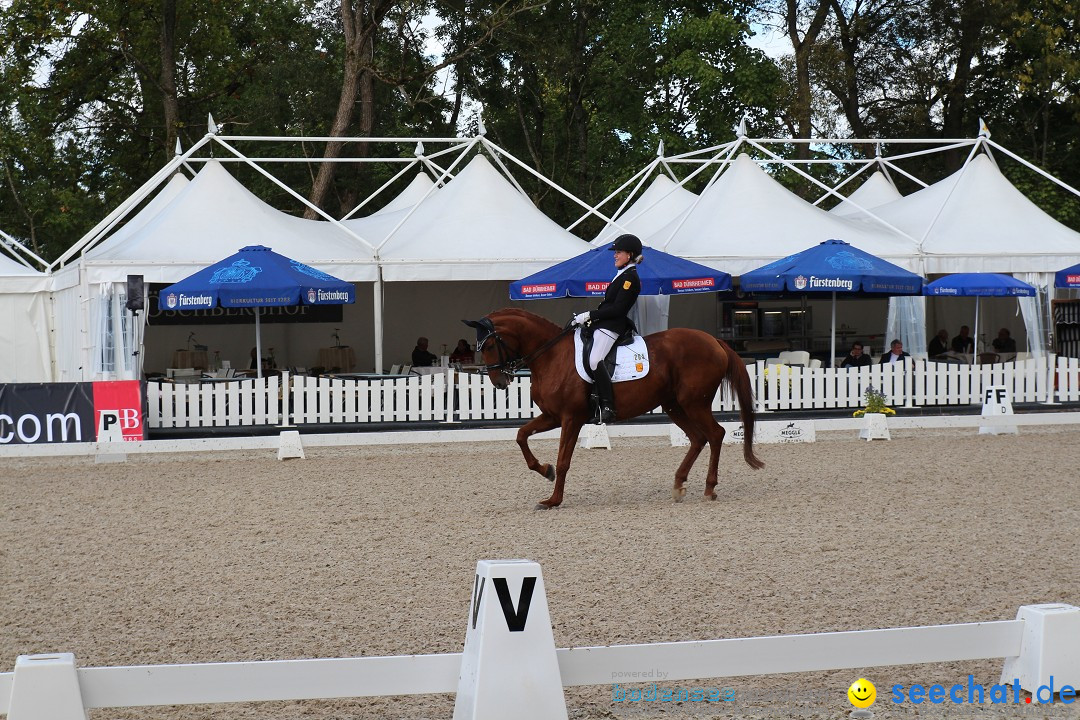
[[462, 319, 481, 329]]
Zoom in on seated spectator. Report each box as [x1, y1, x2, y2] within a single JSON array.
[[449, 338, 473, 363], [880, 339, 911, 366], [411, 336, 439, 367], [927, 329, 950, 357], [991, 327, 1017, 353], [840, 341, 873, 368], [951, 325, 974, 354]]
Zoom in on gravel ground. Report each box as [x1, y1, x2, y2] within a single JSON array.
[[2, 426, 1079, 719]]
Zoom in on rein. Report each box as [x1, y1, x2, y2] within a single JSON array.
[[476, 318, 574, 379]]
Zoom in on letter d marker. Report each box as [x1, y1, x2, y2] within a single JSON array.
[[453, 560, 567, 720]]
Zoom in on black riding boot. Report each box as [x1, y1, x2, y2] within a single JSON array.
[[592, 363, 617, 424]]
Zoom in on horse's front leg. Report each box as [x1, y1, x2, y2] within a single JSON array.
[[537, 417, 584, 509], [516, 413, 560, 481]]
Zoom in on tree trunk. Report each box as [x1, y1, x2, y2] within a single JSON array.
[[159, 0, 180, 158], [941, 1, 983, 171], [786, 0, 833, 161], [305, 0, 386, 219]]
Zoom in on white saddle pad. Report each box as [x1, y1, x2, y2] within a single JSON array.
[[574, 331, 651, 384]]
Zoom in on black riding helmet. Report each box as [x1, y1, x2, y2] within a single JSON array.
[[610, 233, 643, 257]]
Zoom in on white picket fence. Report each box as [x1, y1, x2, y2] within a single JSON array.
[[145, 356, 1080, 429]]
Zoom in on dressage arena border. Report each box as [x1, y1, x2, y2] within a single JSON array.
[[2, 411, 1080, 459], [1, 559, 1077, 719]]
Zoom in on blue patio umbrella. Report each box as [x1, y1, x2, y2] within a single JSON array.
[[923, 273, 1035, 363], [509, 242, 731, 300], [740, 239, 923, 362], [1055, 262, 1080, 289], [160, 245, 355, 377]]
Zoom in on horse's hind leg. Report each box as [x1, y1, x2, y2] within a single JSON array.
[[666, 405, 706, 503], [684, 401, 726, 501], [517, 413, 560, 481]]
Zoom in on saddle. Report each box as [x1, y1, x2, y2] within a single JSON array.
[[579, 324, 637, 381]]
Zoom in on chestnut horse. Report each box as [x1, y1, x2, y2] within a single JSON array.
[[465, 308, 763, 508]]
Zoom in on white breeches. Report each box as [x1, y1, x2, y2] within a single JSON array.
[[588, 329, 618, 370]]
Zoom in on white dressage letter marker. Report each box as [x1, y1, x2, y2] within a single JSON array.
[[1000, 604, 1080, 692], [454, 560, 567, 720], [578, 424, 610, 450], [277, 430, 306, 460], [8, 653, 89, 720], [980, 385, 1018, 435], [94, 410, 128, 463]]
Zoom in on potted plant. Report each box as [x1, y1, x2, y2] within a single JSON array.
[[854, 386, 893, 440], [853, 386, 895, 418]]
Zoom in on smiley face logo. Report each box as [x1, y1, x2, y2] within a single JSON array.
[[847, 678, 876, 708]]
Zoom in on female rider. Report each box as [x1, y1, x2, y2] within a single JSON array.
[[572, 233, 642, 423]]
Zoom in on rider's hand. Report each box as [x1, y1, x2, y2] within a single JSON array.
[[573, 312, 591, 327]]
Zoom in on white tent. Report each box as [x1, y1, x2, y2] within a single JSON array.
[[829, 170, 903, 217], [85, 172, 190, 258], [82, 160, 377, 283], [0, 250, 52, 382], [371, 155, 590, 281], [857, 153, 1080, 273], [371, 172, 436, 215], [592, 174, 699, 246], [649, 153, 919, 274], [51, 160, 379, 380]]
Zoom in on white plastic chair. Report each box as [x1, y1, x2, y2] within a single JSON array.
[[389, 363, 401, 374], [808, 358, 822, 370], [777, 350, 810, 367]]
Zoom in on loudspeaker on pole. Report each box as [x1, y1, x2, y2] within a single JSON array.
[[126, 274, 144, 311]]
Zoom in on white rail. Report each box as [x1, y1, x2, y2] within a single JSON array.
[[143, 357, 1078, 429]]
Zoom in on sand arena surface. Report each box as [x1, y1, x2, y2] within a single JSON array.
[[2, 426, 1079, 720]]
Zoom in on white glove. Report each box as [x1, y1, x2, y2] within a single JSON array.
[[573, 312, 591, 327]]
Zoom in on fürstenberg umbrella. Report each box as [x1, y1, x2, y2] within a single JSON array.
[[922, 273, 1036, 365], [740, 239, 923, 363], [160, 245, 355, 378]]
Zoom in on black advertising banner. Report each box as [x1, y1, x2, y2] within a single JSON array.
[[0, 383, 95, 445], [146, 284, 343, 326]]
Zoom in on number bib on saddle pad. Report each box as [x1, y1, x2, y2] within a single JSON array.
[[573, 330, 650, 384]]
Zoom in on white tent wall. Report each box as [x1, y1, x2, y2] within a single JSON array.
[[0, 291, 52, 382], [0, 246, 53, 382]]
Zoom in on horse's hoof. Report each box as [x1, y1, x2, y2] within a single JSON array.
[[535, 501, 557, 511], [705, 492, 717, 501], [544, 464, 556, 482], [672, 487, 686, 502]]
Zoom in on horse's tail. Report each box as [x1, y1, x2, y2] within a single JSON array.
[[718, 339, 765, 469]]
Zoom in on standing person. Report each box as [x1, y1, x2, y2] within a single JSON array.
[[411, 336, 438, 367], [840, 341, 873, 368], [927, 329, 950, 357], [951, 325, 974, 354], [880, 339, 911, 366], [572, 233, 642, 424]]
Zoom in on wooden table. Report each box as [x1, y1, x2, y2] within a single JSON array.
[[318, 346, 356, 372]]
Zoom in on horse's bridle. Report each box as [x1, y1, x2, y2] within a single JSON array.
[[466, 317, 573, 383]]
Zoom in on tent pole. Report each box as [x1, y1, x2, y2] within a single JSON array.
[[374, 272, 384, 373], [973, 297, 980, 366], [255, 308, 263, 379], [830, 291, 837, 366]]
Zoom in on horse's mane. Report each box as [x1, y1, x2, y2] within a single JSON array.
[[490, 307, 563, 335]]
